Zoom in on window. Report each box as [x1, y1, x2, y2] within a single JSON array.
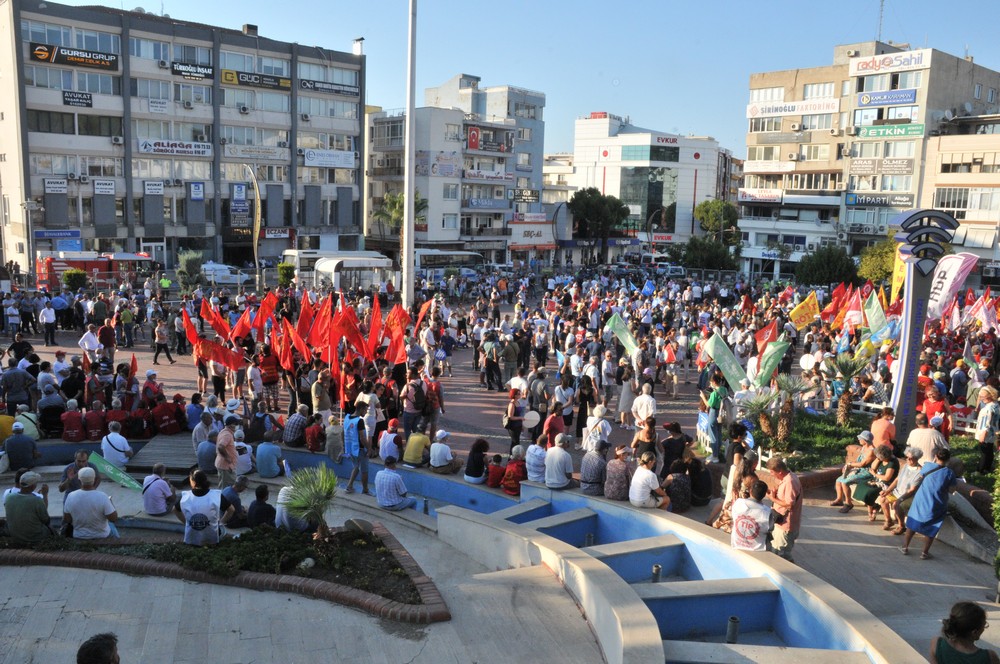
[[331, 67, 358, 87], [748, 116, 781, 132], [622, 145, 649, 160], [27, 110, 74, 134], [781, 235, 807, 246], [132, 158, 172, 179], [516, 153, 531, 168], [174, 83, 212, 105], [78, 114, 122, 137], [75, 29, 120, 54], [79, 156, 123, 177], [857, 141, 881, 158], [257, 129, 288, 147], [444, 123, 461, 141], [330, 100, 358, 119], [259, 92, 289, 113], [173, 44, 211, 66], [254, 165, 288, 182], [258, 56, 289, 77], [297, 132, 325, 149], [975, 83, 983, 100], [373, 120, 404, 148], [220, 51, 254, 72], [802, 144, 830, 161], [175, 123, 212, 141], [883, 140, 914, 158], [221, 125, 255, 145], [298, 62, 326, 81], [650, 146, 679, 162], [133, 78, 171, 99], [24, 65, 73, 90], [298, 96, 326, 116], [29, 154, 74, 175], [442, 213, 458, 230], [749, 87, 784, 103], [990, 89, 998, 104], [174, 160, 212, 180], [516, 177, 530, 188], [853, 108, 882, 126], [129, 37, 170, 61], [881, 175, 912, 191], [221, 88, 253, 109], [20, 20, 71, 47], [786, 172, 841, 191], [297, 167, 324, 183], [886, 105, 919, 121], [513, 102, 537, 119], [801, 114, 833, 130], [803, 82, 834, 99], [133, 120, 169, 139], [747, 146, 780, 160], [841, 80, 852, 97], [77, 72, 119, 96], [849, 175, 879, 192], [857, 74, 890, 93], [443, 183, 459, 200], [517, 127, 532, 141], [893, 71, 922, 89]]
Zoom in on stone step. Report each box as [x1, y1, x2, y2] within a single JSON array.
[[662, 638, 873, 663]]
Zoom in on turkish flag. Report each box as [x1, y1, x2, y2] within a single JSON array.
[[778, 285, 794, 303], [965, 288, 976, 308], [467, 126, 480, 150], [861, 279, 875, 299], [755, 319, 778, 355]]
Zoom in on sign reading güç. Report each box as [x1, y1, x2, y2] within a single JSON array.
[[848, 48, 932, 76], [30, 42, 119, 70]]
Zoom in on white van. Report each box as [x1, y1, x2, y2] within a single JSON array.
[[201, 261, 254, 286]]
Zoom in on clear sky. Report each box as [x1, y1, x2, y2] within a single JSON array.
[[59, 0, 1000, 154]]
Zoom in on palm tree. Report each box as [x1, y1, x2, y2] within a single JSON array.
[[834, 355, 871, 427], [284, 465, 339, 540], [743, 393, 777, 440], [371, 190, 428, 267], [774, 374, 812, 451]]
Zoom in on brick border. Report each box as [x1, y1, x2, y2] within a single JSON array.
[[0, 523, 450, 625]]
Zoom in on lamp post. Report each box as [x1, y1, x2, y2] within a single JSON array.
[[243, 164, 263, 291], [400, 0, 417, 308], [22, 201, 43, 287], [646, 207, 663, 257]]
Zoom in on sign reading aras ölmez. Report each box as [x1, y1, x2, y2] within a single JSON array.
[[30, 42, 118, 70]]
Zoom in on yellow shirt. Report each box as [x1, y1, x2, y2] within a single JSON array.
[[402, 433, 430, 465]]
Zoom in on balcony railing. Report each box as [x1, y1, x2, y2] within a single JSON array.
[[370, 166, 404, 177], [460, 226, 511, 237]]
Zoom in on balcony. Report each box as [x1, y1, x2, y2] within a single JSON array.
[[461, 198, 509, 210], [460, 226, 511, 238], [370, 166, 404, 177]]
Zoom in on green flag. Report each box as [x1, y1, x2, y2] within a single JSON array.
[[605, 313, 639, 357], [863, 291, 887, 334], [754, 336, 791, 388], [88, 452, 143, 490], [703, 333, 748, 392]]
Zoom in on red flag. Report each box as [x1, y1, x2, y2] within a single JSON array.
[[754, 319, 778, 355], [128, 353, 138, 381], [778, 285, 794, 303], [843, 289, 864, 328], [861, 279, 875, 299], [277, 324, 295, 372], [195, 337, 245, 371], [381, 304, 412, 365], [331, 308, 370, 361], [414, 299, 434, 333], [307, 294, 333, 347], [253, 291, 279, 334], [229, 306, 254, 342], [831, 282, 846, 303], [200, 298, 230, 339], [663, 344, 676, 364], [296, 293, 315, 340], [366, 295, 383, 358], [885, 298, 904, 318], [282, 318, 312, 366], [82, 352, 91, 374], [965, 288, 976, 307], [182, 309, 200, 348], [986, 287, 992, 303]]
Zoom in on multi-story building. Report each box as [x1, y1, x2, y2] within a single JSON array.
[[542, 153, 576, 204], [740, 41, 1000, 279], [0, 0, 364, 271], [365, 74, 546, 266], [569, 112, 735, 263]]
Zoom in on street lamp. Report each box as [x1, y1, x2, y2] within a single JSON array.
[[21, 201, 44, 287], [646, 207, 663, 257]]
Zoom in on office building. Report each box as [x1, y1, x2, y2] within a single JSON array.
[[0, 0, 364, 271]]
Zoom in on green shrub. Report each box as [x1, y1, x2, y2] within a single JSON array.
[[277, 262, 296, 287], [61, 268, 88, 292], [443, 268, 459, 278], [175, 249, 204, 294]]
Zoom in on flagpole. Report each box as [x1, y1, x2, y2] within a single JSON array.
[[400, 0, 417, 309]]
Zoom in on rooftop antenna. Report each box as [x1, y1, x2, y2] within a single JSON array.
[[876, 0, 885, 42]]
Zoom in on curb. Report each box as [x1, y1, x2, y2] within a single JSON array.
[[0, 523, 450, 624]]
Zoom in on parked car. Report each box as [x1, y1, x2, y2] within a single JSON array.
[[201, 261, 254, 286]]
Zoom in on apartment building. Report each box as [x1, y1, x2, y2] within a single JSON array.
[[0, 0, 364, 270]]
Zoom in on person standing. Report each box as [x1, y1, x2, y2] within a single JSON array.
[[214, 415, 240, 488], [39, 301, 57, 347], [974, 386, 1000, 473], [152, 319, 176, 365], [900, 448, 958, 560], [766, 456, 803, 563]]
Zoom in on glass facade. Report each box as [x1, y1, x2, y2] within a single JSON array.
[[620, 167, 678, 234]]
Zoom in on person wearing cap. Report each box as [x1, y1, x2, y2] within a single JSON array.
[[53, 350, 71, 387], [3, 470, 51, 546], [630, 451, 670, 510], [63, 467, 119, 539], [379, 418, 403, 464], [428, 429, 463, 475], [580, 440, 611, 496], [831, 430, 877, 512], [141, 369, 164, 408], [3, 421, 39, 469], [215, 415, 240, 488], [100, 421, 133, 468], [544, 433, 577, 490]]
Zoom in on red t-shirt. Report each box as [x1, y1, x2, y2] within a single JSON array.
[[486, 463, 505, 488], [84, 410, 107, 441], [152, 402, 181, 435], [543, 413, 565, 449], [61, 411, 85, 442]]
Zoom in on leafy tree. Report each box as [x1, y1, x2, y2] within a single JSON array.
[[681, 236, 738, 270], [371, 190, 428, 266], [694, 199, 740, 246], [62, 268, 88, 292], [567, 187, 631, 263], [175, 249, 204, 294], [858, 239, 896, 284], [277, 262, 296, 287], [795, 245, 857, 286]]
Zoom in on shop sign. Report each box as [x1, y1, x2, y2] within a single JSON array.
[[43, 178, 67, 194], [303, 149, 355, 168], [857, 123, 924, 139], [299, 79, 359, 96], [848, 48, 932, 77], [845, 193, 915, 207], [857, 89, 918, 107], [746, 98, 839, 118], [148, 99, 168, 114], [190, 182, 205, 201], [92, 179, 115, 195], [513, 189, 539, 203], [467, 198, 505, 209], [62, 91, 92, 108], [232, 184, 247, 201], [758, 131, 811, 144], [849, 158, 914, 175], [221, 69, 291, 90], [737, 188, 783, 203], [464, 169, 513, 182], [263, 228, 292, 239], [139, 140, 212, 157], [849, 158, 879, 175], [30, 42, 118, 70], [223, 144, 289, 160], [34, 229, 80, 239], [742, 160, 795, 173], [172, 62, 214, 80], [513, 212, 547, 222], [144, 181, 164, 196], [652, 233, 674, 243]]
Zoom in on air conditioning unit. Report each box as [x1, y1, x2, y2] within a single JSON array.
[[296, 148, 305, 156], [837, 232, 848, 241], [174, 179, 184, 186], [864, 225, 874, 234], [985, 267, 997, 278], [158, 59, 170, 69], [353, 151, 360, 161], [787, 153, 800, 161], [183, 100, 194, 110], [790, 122, 802, 131], [840, 147, 851, 157], [196, 134, 208, 142], [300, 113, 311, 122], [109, 136, 123, 145], [829, 128, 842, 136], [929, 129, 942, 136], [846, 49, 859, 57], [79, 175, 90, 184], [67, 172, 78, 180], [793, 244, 804, 251], [277, 141, 288, 148], [239, 105, 250, 114], [845, 126, 859, 136], [807, 242, 817, 251]]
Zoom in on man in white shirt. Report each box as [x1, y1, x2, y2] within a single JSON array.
[[100, 421, 133, 468], [63, 467, 119, 539], [39, 300, 57, 346], [429, 429, 463, 474], [544, 434, 576, 490], [731, 480, 773, 551], [78, 324, 101, 362], [631, 383, 657, 425]]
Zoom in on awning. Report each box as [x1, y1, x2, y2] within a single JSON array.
[[965, 228, 996, 249], [509, 244, 556, 251]]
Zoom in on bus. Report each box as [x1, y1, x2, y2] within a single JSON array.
[[414, 249, 485, 281], [281, 249, 388, 282], [312, 253, 394, 291]]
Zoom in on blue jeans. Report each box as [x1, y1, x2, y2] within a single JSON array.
[[708, 409, 721, 460], [402, 411, 420, 440], [382, 497, 417, 511]]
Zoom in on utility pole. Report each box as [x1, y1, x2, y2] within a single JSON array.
[[401, 0, 417, 308], [876, 0, 885, 42]]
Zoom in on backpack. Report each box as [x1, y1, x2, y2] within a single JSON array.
[[409, 380, 429, 415], [245, 413, 271, 443]]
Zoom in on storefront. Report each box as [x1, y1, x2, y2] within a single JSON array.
[[508, 216, 556, 269]]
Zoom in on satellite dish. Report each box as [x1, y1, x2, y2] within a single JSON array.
[[133, 6, 146, 12], [931, 111, 945, 122], [799, 354, 817, 371], [964, 102, 974, 114], [943, 109, 955, 121]]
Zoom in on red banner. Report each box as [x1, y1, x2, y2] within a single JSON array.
[[181, 309, 200, 348]]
